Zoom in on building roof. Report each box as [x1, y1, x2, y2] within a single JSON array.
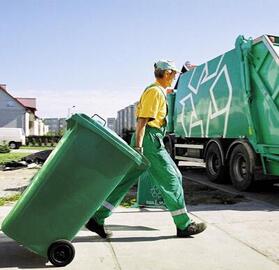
[[16, 98, 37, 111], [0, 84, 26, 110], [0, 84, 38, 115]]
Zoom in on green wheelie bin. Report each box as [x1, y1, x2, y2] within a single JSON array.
[[1, 113, 149, 267]]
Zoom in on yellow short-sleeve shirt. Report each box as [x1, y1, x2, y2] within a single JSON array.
[[136, 82, 167, 129]]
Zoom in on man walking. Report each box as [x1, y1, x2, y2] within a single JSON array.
[[86, 60, 206, 238]]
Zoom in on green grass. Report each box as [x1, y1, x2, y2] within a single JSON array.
[[0, 193, 21, 206], [0, 153, 29, 164]]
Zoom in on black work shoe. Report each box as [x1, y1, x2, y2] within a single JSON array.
[[177, 222, 207, 237], [85, 218, 112, 239]]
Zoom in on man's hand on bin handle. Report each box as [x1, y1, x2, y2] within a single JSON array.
[[134, 146, 143, 154]]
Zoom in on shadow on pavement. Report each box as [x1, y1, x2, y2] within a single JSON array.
[[4, 185, 28, 192], [80, 224, 159, 232], [0, 233, 49, 269], [72, 235, 101, 243], [107, 235, 180, 242], [74, 235, 178, 243], [107, 224, 159, 231]]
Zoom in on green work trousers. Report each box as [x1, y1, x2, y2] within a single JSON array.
[[93, 126, 191, 230]]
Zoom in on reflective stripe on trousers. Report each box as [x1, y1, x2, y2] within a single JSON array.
[[171, 207, 188, 217], [102, 201, 115, 211]]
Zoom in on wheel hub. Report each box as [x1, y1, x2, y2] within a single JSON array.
[[234, 154, 247, 182], [54, 246, 70, 262], [209, 153, 220, 175]]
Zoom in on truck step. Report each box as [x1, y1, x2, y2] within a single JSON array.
[[175, 144, 204, 149], [175, 156, 204, 162]]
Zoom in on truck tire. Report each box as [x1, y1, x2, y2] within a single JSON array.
[[205, 143, 227, 183], [229, 143, 255, 191], [164, 136, 175, 159]]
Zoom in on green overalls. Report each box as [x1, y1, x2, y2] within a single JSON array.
[[93, 85, 192, 230]]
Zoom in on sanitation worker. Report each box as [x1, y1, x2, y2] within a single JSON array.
[[86, 60, 207, 238]]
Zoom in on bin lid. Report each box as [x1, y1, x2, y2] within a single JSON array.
[[67, 113, 149, 168]]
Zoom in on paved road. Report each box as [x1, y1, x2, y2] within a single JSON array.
[[0, 168, 38, 197], [181, 167, 279, 207]]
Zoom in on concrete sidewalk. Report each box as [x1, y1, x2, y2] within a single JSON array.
[[0, 202, 279, 270], [0, 168, 38, 197]]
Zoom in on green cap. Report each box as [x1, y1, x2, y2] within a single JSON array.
[[154, 60, 180, 73]]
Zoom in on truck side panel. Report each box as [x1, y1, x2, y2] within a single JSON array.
[[174, 49, 249, 139]]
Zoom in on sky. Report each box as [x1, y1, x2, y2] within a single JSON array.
[[0, 0, 279, 119]]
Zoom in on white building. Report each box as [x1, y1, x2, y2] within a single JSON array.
[[107, 118, 116, 132], [0, 84, 48, 136]]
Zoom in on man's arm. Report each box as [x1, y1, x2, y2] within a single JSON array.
[[135, 117, 149, 148]]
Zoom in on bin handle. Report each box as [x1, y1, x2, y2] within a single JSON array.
[[91, 114, 106, 127]]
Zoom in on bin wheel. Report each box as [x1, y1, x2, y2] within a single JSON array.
[[47, 240, 75, 267]]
